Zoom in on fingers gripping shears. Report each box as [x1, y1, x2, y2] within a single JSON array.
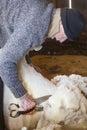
[[8, 95, 51, 118]]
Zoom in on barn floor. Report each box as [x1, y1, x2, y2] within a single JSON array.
[[31, 55, 87, 80], [30, 34, 87, 79]]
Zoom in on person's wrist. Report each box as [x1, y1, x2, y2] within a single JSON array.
[[18, 93, 29, 101], [18, 93, 35, 103]]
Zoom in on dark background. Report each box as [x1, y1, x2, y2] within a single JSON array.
[[30, 0, 87, 57], [0, 1, 87, 129]]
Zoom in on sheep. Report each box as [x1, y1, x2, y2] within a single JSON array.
[[3, 54, 87, 130]]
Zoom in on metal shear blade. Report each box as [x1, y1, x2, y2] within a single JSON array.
[[8, 103, 43, 118], [8, 95, 51, 118]]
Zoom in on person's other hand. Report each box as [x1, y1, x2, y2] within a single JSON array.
[[19, 93, 36, 111]]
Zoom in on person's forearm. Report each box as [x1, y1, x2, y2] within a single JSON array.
[[0, 57, 26, 98], [0, 31, 31, 98]]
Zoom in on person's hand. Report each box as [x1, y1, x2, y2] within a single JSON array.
[[19, 93, 36, 111]]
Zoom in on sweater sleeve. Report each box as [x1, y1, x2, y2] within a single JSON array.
[[0, 0, 55, 98], [0, 23, 33, 98]]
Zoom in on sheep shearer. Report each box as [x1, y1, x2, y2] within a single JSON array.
[[0, 0, 85, 111]]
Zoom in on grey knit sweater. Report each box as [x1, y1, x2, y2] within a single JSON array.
[[0, 0, 55, 98]]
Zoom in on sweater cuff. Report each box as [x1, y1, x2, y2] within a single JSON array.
[[12, 85, 26, 98], [18, 93, 28, 100]]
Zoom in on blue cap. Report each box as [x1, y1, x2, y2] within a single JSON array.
[[61, 8, 85, 40]]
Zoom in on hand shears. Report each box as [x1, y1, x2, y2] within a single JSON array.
[[8, 95, 51, 118]]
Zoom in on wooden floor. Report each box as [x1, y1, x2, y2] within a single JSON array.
[[32, 55, 87, 79]]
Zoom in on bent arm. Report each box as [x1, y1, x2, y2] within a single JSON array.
[[0, 26, 32, 98]]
